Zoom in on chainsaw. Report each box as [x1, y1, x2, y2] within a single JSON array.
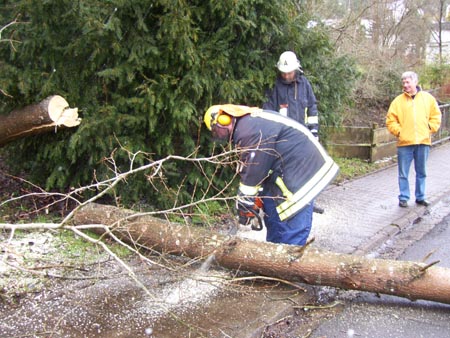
[[235, 198, 324, 233], [239, 197, 265, 231]]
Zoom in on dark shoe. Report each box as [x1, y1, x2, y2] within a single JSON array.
[[399, 200, 408, 208], [416, 199, 430, 207], [313, 205, 325, 214]]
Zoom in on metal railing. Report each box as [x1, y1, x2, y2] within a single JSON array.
[[434, 103, 450, 145]]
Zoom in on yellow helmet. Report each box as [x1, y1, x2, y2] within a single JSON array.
[[203, 105, 223, 131], [203, 104, 261, 130]]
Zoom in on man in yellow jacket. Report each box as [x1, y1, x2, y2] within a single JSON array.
[[386, 71, 441, 208]]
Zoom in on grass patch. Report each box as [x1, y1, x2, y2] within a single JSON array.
[[333, 156, 396, 184], [55, 229, 132, 260]]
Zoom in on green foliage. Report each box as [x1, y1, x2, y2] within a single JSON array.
[[0, 0, 358, 210], [334, 157, 373, 182], [333, 156, 396, 184], [311, 52, 359, 127], [420, 63, 450, 90]]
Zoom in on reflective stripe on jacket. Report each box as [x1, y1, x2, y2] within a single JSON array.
[[386, 89, 441, 147], [232, 110, 338, 221]]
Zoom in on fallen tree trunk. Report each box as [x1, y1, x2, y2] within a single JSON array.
[[73, 203, 450, 305], [0, 95, 81, 146]]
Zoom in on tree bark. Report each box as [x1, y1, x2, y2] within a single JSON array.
[[73, 203, 450, 305], [0, 95, 81, 146]]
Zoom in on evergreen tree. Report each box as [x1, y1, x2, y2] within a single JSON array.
[[0, 0, 357, 209]]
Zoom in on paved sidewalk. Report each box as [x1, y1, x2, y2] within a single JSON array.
[[218, 142, 450, 338], [239, 141, 450, 255], [311, 141, 450, 255]]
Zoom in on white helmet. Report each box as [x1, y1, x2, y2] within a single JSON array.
[[276, 51, 301, 73]]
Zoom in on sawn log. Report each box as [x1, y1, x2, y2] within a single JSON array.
[[73, 202, 450, 305], [0, 95, 80, 146]]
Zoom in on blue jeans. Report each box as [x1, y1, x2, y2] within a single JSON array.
[[262, 197, 314, 246], [397, 144, 430, 202]]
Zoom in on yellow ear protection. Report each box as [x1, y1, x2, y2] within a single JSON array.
[[217, 113, 232, 126], [211, 112, 234, 141], [205, 104, 260, 140]]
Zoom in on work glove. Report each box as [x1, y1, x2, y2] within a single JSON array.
[[307, 123, 319, 140], [236, 193, 260, 226]]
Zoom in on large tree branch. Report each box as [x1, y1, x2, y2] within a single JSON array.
[[71, 202, 450, 305], [0, 95, 81, 146]]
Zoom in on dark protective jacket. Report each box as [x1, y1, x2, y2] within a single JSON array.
[[263, 72, 318, 130], [232, 110, 338, 221]]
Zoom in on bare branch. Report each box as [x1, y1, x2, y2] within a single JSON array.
[[1, 17, 25, 97], [0, 18, 19, 41], [0, 140, 278, 331]]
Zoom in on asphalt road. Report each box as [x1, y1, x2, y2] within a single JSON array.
[[309, 195, 450, 338]]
